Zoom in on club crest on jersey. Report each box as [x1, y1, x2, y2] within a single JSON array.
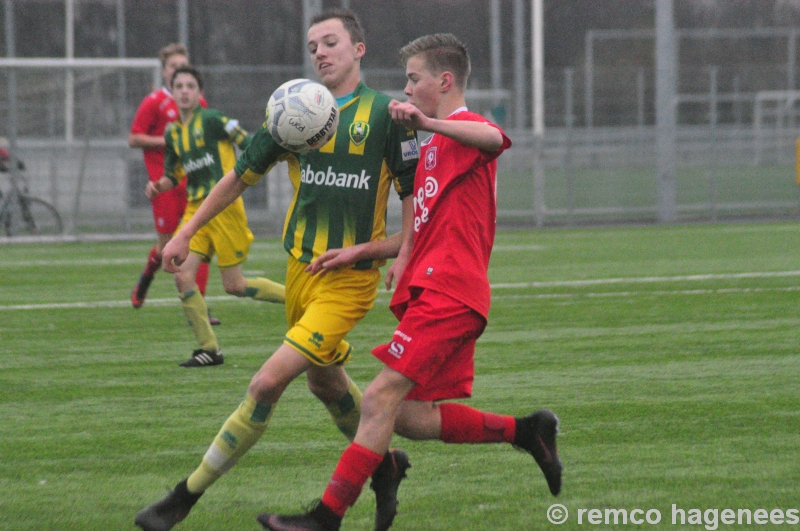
[[349, 121, 370, 146], [193, 126, 203, 141], [424, 146, 437, 170]]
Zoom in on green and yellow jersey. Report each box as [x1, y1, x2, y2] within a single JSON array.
[[235, 82, 418, 270], [165, 108, 251, 202]]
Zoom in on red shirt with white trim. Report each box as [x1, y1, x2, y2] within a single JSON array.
[[390, 109, 512, 320]]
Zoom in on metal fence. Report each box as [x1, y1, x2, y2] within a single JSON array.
[[1, 61, 799, 240]]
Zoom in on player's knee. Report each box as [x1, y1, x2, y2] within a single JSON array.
[[307, 373, 347, 403], [221, 275, 246, 296], [248, 369, 286, 403]]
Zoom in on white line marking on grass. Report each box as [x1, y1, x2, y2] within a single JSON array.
[[493, 286, 800, 301], [491, 271, 800, 289], [2, 272, 798, 312]]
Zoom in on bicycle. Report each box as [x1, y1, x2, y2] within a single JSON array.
[[0, 146, 63, 237]]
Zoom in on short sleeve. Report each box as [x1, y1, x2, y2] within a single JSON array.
[[234, 122, 290, 186], [130, 95, 157, 135], [385, 120, 418, 199]]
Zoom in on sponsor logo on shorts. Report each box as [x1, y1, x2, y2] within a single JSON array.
[[309, 331, 324, 348], [394, 329, 412, 342], [388, 341, 405, 359]]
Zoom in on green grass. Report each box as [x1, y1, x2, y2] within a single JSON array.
[[497, 164, 798, 213], [1, 222, 798, 530]]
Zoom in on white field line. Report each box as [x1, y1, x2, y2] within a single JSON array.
[[491, 270, 800, 289], [1, 271, 798, 311]]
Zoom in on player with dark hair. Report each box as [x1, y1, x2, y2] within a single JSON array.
[[145, 66, 285, 367], [129, 43, 217, 323], [258, 33, 562, 531], [135, 9, 417, 531]]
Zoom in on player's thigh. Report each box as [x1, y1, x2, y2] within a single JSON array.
[[151, 185, 187, 234], [210, 202, 254, 268], [284, 264, 380, 366], [373, 289, 485, 402]]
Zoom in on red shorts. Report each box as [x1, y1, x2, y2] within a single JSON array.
[[372, 288, 486, 402], [150, 180, 187, 234]]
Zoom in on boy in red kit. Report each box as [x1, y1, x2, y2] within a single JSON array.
[[259, 33, 562, 531], [129, 43, 215, 321]]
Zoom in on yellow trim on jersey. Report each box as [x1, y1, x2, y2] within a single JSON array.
[[181, 118, 191, 152], [319, 132, 337, 154], [370, 160, 392, 244], [218, 140, 237, 174], [311, 202, 330, 258], [192, 114, 205, 149], [349, 92, 375, 155]]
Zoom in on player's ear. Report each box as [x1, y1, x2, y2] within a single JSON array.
[[354, 41, 366, 60], [440, 71, 454, 93]]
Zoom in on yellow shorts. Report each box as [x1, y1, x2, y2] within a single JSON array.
[[180, 197, 254, 269], [283, 255, 380, 366]]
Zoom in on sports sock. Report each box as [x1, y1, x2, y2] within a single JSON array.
[[180, 288, 218, 352], [244, 277, 285, 303], [438, 403, 516, 444], [195, 262, 210, 297], [321, 443, 384, 517], [186, 394, 274, 494], [143, 245, 161, 277], [322, 378, 363, 441]]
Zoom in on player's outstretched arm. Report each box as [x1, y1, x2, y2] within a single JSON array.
[[389, 100, 504, 152], [128, 132, 166, 149]]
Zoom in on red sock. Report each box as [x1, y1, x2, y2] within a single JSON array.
[[321, 443, 384, 517], [143, 245, 162, 277], [439, 403, 516, 444], [195, 262, 210, 296]]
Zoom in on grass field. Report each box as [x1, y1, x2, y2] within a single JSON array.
[[1, 222, 798, 530]]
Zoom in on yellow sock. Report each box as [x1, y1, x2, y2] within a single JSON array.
[[323, 377, 362, 441], [180, 288, 218, 352], [186, 394, 274, 494], [244, 277, 285, 303]]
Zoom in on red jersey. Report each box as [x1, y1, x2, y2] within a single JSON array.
[[130, 87, 207, 181], [390, 109, 512, 320]]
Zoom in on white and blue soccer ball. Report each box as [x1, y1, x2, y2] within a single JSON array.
[[265, 78, 339, 152]]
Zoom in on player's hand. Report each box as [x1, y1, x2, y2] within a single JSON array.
[[389, 100, 430, 131], [384, 248, 409, 290], [145, 181, 160, 199], [305, 246, 364, 276], [162, 233, 190, 273]]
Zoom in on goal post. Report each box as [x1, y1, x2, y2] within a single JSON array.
[[0, 58, 161, 236], [0, 58, 160, 143], [753, 89, 800, 165]]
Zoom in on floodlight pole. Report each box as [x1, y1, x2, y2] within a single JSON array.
[[65, 0, 75, 143], [4, 0, 20, 185], [303, 0, 323, 80], [178, 0, 189, 48], [655, 0, 677, 223], [532, 0, 545, 227]]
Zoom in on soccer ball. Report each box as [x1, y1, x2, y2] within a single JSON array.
[[265, 78, 339, 152]]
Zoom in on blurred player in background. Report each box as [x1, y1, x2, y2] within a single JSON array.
[[135, 9, 416, 531], [145, 66, 285, 367], [258, 33, 561, 531], [129, 43, 217, 323]]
